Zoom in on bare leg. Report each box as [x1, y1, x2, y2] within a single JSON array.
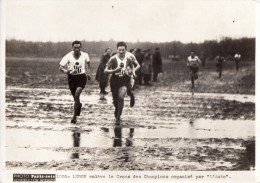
[[111, 90, 119, 119], [71, 87, 83, 123], [191, 76, 194, 88], [116, 86, 127, 125], [219, 68, 222, 79]]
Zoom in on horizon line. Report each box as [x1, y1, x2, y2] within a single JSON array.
[[5, 36, 256, 45]]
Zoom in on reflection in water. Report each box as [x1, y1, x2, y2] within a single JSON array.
[[112, 127, 135, 162], [71, 129, 81, 159], [113, 127, 134, 147], [101, 127, 109, 133], [113, 127, 122, 147], [126, 128, 134, 147], [98, 95, 107, 104]]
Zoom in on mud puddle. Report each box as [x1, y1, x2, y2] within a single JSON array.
[[7, 118, 255, 139], [137, 90, 255, 103], [6, 127, 136, 162], [6, 117, 254, 163]]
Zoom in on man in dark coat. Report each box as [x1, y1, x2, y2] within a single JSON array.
[[133, 48, 144, 85], [96, 48, 112, 94], [142, 50, 152, 85], [152, 47, 163, 82]]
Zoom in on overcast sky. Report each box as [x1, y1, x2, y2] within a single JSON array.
[[6, 0, 257, 43]]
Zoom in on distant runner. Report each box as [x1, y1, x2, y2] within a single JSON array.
[[234, 53, 241, 71], [187, 50, 201, 88], [59, 40, 91, 124], [104, 42, 140, 125], [215, 51, 225, 79]]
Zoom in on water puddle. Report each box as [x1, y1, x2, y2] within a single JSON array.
[[6, 127, 136, 162], [6, 148, 69, 162], [145, 91, 255, 103], [6, 87, 113, 105], [6, 118, 254, 162], [6, 87, 254, 104]]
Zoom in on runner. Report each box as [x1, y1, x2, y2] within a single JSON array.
[[215, 51, 225, 79], [59, 40, 91, 124], [187, 50, 201, 88], [234, 53, 241, 71], [104, 41, 140, 125]]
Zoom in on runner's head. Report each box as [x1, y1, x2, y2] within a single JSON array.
[[117, 41, 127, 58], [72, 40, 82, 55], [190, 50, 195, 57], [155, 47, 160, 52]]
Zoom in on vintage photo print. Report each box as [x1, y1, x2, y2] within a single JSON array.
[[1, 0, 259, 182]]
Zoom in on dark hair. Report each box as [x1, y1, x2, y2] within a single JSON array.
[[117, 41, 127, 49], [129, 49, 134, 53], [155, 47, 160, 51], [105, 48, 111, 52], [72, 40, 82, 47]]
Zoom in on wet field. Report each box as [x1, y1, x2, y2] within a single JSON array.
[[5, 86, 255, 170], [5, 58, 255, 171]]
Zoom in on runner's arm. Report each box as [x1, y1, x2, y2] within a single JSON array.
[[86, 61, 91, 74], [214, 56, 218, 63], [85, 55, 91, 79], [187, 57, 190, 67], [59, 54, 71, 75], [197, 56, 201, 65], [59, 65, 70, 75], [104, 59, 122, 74]]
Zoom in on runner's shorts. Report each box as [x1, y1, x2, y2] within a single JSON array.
[[216, 63, 223, 68], [110, 75, 130, 93], [189, 66, 198, 74], [68, 74, 87, 96]]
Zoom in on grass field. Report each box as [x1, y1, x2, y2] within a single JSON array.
[[6, 57, 255, 94]]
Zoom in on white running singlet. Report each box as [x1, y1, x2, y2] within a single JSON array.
[[60, 51, 90, 75]]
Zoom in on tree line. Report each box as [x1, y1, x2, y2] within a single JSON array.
[[6, 37, 255, 61]]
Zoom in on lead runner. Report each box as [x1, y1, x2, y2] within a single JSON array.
[[59, 40, 91, 124], [104, 41, 140, 125]]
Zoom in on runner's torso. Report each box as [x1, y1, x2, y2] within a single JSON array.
[[108, 52, 134, 76], [60, 51, 90, 75], [215, 56, 225, 64], [234, 54, 241, 62], [187, 56, 200, 67]]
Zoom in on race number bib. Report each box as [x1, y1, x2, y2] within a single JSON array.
[[73, 62, 82, 74], [118, 62, 126, 77]]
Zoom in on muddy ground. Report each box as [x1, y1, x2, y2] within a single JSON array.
[[5, 86, 255, 170], [5, 58, 255, 170]]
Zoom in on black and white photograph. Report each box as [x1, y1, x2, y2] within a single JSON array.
[[0, 0, 259, 182]]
